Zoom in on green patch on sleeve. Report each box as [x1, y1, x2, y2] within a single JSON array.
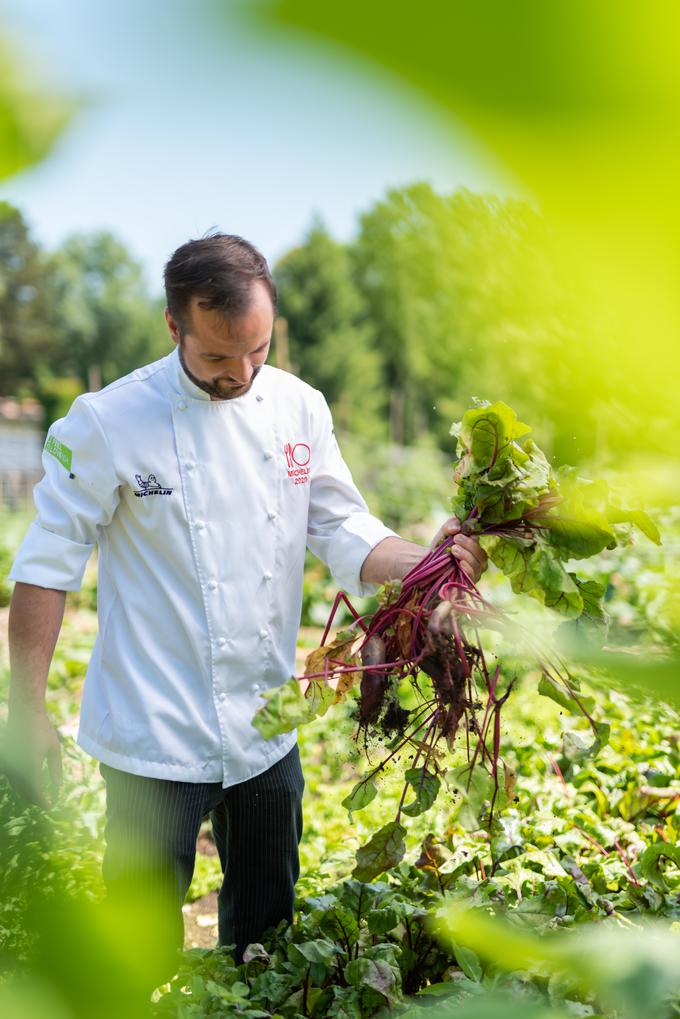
[[45, 435, 73, 473]]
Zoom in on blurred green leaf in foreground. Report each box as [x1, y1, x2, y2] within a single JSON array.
[[434, 903, 680, 1019], [0, 31, 76, 181]]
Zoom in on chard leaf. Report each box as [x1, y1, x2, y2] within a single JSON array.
[[456, 401, 531, 475], [541, 510, 616, 559], [537, 673, 595, 716], [341, 776, 378, 816], [482, 534, 534, 578], [367, 906, 400, 934], [636, 843, 680, 891], [304, 631, 359, 678], [470, 484, 509, 522], [338, 879, 391, 920], [446, 764, 499, 830], [352, 822, 407, 882], [528, 547, 583, 616], [515, 439, 552, 495], [606, 504, 662, 545], [485, 457, 520, 486], [343, 955, 399, 1007], [556, 577, 609, 651], [572, 577, 607, 622], [401, 766, 441, 817], [484, 538, 583, 618], [316, 904, 362, 948], [453, 944, 483, 982], [490, 812, 524, 862], [252, 676, 335, 738], [562, 723, 610, 762], [539, 472, 617, 557], [287, 938, 340, 968]]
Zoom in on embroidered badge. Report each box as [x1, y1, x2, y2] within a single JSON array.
[[133, 473, 173, 497], [283, 442, 311, 485], [45, 436, 76, 478]]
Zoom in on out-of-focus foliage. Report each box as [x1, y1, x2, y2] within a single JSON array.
[[2, 505, 679, 1017], [352, 185, 582, 454], [272, 182, 670, 468], [0, 205, 170, 424], [436, 908, 680, 1019], [0, 202, 59, 395], [274, 217, 385, 439], [340, 434, 450, 534], [552, 505, 679, 657], [49, 232, 169, 390], [0, 35, 75, 181], [36, 376, 86, 431], [251, 0, 680, 484], [148, 680, 680, 1017]]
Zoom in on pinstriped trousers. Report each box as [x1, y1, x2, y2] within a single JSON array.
[[98, 743, 305, 966]]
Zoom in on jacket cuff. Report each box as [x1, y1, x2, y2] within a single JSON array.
[[9, 521, 94, 592], [326, 514, 397, 597]]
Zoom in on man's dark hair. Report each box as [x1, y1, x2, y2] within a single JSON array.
[[163, 231, 277, 334]]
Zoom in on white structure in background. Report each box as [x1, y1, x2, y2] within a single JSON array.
[[0, 397, 44, 508]]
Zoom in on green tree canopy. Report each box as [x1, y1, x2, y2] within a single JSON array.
[[0, 201, 58, 395], [352, 183, 606, 461], [273, 217, 385, 439], [49, 232, 170, 390]]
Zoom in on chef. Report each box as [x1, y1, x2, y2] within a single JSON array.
[[7, 232, 488, 967]]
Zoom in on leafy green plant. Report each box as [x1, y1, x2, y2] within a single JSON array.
[[252, 402, 660, 883]]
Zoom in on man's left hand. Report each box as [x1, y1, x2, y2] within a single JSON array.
[[430, 516, 488, 584]]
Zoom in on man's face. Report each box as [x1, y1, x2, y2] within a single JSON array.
[[165, 282, 274, 401]]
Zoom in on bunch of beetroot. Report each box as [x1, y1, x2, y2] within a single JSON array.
[[253, 401, 660, 879]]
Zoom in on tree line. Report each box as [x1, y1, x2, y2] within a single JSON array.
[[0, 186, 618, 464]]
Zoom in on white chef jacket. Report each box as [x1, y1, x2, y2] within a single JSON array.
[[10, 349, 397, 787]]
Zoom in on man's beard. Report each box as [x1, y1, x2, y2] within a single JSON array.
[[178, 341, 260, 400]]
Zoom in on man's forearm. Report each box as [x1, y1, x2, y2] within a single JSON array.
[[359, 536, 429, 586], [8, 582, 67, 715]]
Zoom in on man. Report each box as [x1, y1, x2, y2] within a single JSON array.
[[7, 233, 487, 967]]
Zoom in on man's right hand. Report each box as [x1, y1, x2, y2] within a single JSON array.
[[4, 707, 63, 809]]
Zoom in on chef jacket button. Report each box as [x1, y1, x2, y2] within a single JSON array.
[[195, 520, 205, 531], [263, 571, 273, 581], [184, 460, 196, 471], [256, 394, 264, 402], [218, 691, 227, 702], [267, 509, 277, 520], [263, 450, 274, 460], [177, 400, 187, 411], [207, 579, 218, 591], [216, 636, 227, 647], [252, 682, 262, 693], [259, 628, 268, 639]]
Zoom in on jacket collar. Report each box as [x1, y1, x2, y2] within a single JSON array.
[[164, 347, 267, 405]]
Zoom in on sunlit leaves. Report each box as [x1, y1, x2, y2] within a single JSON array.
[[484, 537, 584, 619], [454, 401, 660, 628], [436, 904, 680, 1019], [454, 400, 531, 476]]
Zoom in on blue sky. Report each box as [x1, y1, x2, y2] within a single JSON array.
[[1, 0, 515, 295]]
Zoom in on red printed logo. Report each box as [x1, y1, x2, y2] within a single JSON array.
[[283, 442, 311, 484]]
